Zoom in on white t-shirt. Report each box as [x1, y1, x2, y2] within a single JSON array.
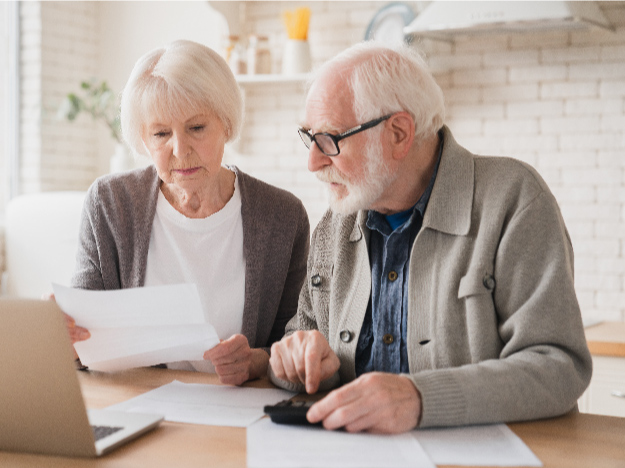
[[144, 172, 245, 372]]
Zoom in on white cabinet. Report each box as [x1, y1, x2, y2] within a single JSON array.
[[579, 322, 625, 417], [579, 356, 625, 417]]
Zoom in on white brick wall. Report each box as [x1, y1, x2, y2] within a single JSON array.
[[19, 1, 99, 195], [9, 1, 625, 324]]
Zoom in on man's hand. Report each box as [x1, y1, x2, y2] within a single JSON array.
[[203, 334, 268, 386], [307, 372, 422, 433], [270, 330, 340, 394]]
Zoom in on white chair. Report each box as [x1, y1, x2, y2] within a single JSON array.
[[4, 191, 86, 298]]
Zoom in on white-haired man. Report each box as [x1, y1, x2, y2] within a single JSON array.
[[269, 41, 592, 433]]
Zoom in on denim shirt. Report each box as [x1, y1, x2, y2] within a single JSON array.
[[355, 140, 442, 376]]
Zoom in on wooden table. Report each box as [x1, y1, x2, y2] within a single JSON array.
[[1, 367, 624, 467]]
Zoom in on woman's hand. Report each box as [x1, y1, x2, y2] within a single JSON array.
[[203, 334, 269, 386], [43, 293, 90, 358], [63, 313, 91, 346]]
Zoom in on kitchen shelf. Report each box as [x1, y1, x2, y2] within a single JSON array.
[[235, 73, 310, 84]]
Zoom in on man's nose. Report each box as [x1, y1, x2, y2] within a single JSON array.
[[308, 143, 332, 173]]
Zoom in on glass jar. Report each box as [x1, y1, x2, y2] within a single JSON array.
[[247, 35, 271, 75]]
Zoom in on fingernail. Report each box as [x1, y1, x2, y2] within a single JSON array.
[[80, 330, 90, 340]]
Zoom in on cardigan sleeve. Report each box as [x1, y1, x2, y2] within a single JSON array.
[[70, 182, 108, 290]]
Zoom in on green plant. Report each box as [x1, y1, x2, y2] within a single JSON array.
[[57, 79, 122, 143]]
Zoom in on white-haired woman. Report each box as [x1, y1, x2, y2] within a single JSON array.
[[64, 40, 310, 385]]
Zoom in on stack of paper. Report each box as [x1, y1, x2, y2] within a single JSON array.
[[109, 380, 295, 427], [53, 283, 220, 371], [247, 418, 435, 468], [246, 419, 543, 468]]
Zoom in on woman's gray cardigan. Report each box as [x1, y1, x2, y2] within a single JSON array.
[[71, 165, 310, 351]]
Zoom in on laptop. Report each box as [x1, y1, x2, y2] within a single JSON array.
[[0, 299, 164, 458]]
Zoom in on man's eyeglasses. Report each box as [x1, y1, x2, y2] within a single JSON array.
[[298, 114, 392, 156]]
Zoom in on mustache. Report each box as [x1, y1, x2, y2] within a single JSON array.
[[316, 166, 349, 185]]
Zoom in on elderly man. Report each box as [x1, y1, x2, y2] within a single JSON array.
[[269, 41, 592, 433]]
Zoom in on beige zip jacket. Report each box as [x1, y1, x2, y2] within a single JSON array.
[[276, 126, 592, 428]]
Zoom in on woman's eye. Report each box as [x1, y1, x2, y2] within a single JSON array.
[[191, 126, 204, 132], [153, 131, 170, 138]]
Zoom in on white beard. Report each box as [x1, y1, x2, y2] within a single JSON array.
[[316, 137, 395, 215]]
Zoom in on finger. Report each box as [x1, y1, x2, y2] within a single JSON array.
[[69, 325, 90, 343], [279, 345, 304, 385], [306, 381, 359, 423], [217, 372, 248, 386], [324, 399, 371, 432], [304, 342, 322, 394], [215, 360, 248, 377], [64, 313, 76, 328], [318, 351, 340, 381], [206, 335, 247, 361], [343, 409, 383, 433], [269, 348, 288, 381], [207, 341, 250, 365], [215, 361, 250, 386]]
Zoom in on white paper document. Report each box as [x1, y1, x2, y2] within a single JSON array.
[[52, 283, 220, 371], [247, 417, 436, 468], [414, 423, 542, 467], [108, 380, 295, 427]]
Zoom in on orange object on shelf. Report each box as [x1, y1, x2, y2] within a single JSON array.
[[282, 7, 311, 40]]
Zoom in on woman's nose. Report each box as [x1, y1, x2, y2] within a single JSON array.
[[307, 143, 332, 173], [172, 133, 191, 158]]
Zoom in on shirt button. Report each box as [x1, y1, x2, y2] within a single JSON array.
[[388, 271, 398, 282], [382, 333, 394, 345], [340, 330, 352, 343], [311, 274, 322, 287], [483, 274, 496, 291]]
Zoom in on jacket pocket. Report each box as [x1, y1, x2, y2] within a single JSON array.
[[458, 268, 496, 299]]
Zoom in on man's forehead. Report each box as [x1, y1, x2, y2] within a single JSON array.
[[304, 73, 354, 130]]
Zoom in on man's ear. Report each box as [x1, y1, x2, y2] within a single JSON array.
[[386, 112, 415, 161]]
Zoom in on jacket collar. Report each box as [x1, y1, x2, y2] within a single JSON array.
[[349, 125, 474, 240], [422, 126, 473, 236]]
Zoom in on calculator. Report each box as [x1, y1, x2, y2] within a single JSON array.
[[263, 399, 320, 426]]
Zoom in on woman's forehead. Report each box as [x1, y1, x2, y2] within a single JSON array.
[[140, 94, 207, 126]]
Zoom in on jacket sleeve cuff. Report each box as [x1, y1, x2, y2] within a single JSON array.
[[405, 371, 467, 428]]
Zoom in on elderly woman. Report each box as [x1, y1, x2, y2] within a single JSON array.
[[64, 40, 309, 385]]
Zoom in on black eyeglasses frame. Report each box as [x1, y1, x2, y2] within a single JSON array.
[[298, 114, 393, 156]]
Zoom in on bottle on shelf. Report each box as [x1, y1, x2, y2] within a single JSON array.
[[225, 35, 247, 75], [247, 35, 271, 75]]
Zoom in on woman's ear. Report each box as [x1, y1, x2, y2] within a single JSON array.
[[386, 112, 415, 161]]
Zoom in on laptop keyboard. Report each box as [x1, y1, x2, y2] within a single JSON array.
[[91, 425, 124, 441]]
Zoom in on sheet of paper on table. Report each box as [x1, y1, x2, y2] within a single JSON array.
[[247, 417, 435, 468], [414, 423, 542, 466], [247, 418, 542, 468], [52, 283, 220, 372], [108, 380, 295, 427]]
